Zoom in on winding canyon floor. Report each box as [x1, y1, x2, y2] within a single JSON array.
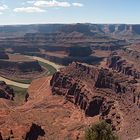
[[0, 55, 61, 88]]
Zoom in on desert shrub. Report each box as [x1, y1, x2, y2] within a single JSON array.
[[85, 121, 118, 140]]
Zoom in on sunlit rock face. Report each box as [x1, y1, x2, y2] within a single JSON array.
[[50, 62, 140, 133], [107, 52, 140, 79]]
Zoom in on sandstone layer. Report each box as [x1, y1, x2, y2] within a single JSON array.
[[50, 62, 140, 139], [107, 52, 140, 79]]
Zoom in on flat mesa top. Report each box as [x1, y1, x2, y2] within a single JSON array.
[[5, 54, 35, 62]]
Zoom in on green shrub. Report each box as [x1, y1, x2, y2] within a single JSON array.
[[85, 121, 118, 140]]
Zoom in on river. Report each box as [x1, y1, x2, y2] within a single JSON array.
[[0, 56, 63, 88]]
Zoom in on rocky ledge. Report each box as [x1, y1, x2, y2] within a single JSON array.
[[107, 52, 140, 79], [0, 81, 14, 100], [50, 62, 140, 132]]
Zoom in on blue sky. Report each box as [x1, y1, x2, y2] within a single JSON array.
[[0, 0, 140, 25]]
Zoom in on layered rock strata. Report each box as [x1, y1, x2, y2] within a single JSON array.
[[107, 52, 140, 79], [50, 62, 140, 131], [0, 60, 42, 73]]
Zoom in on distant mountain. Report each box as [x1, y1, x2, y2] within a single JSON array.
[[0, 23, 140, 42]]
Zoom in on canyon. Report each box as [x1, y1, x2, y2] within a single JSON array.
[[0, 23, 139, 140], [0, 53, 50, 85], [0, 24, 131, 65], [0, 61, 139, 139]]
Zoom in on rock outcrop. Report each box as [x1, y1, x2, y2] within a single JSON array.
[[50, 62, 140, 131], [107, 52, 140, 79], [123, 45, 140, 61], [0, 81, 15, 100], [0, 60, 42, 73]]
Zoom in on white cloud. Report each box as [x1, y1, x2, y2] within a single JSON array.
[[72, 3, 83, 7], [27, 1, 36, 4], [13, 0, 84, 14], [34, 0, 71, 7], [14, 6, 45, 13], [0, 4, 8, 14]]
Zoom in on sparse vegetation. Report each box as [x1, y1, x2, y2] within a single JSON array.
[[10, 85, 27, 102], [0, 61, 57, 85], [0, 74, 32, 84], [85, 121, 118, 140], [39, 61, 57, 76], [12, 79, 31, 84]]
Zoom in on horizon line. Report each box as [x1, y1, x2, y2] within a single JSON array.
[[0, 22, 140, 26]]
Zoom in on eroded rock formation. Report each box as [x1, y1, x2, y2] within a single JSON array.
[[0, 60, 42, 73], [107, 52, 140, 79], [0, 81, 14, 100], [50, 62, 140, 131]]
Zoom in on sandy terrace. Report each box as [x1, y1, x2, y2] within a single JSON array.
[[7, 54, 34, 62]]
